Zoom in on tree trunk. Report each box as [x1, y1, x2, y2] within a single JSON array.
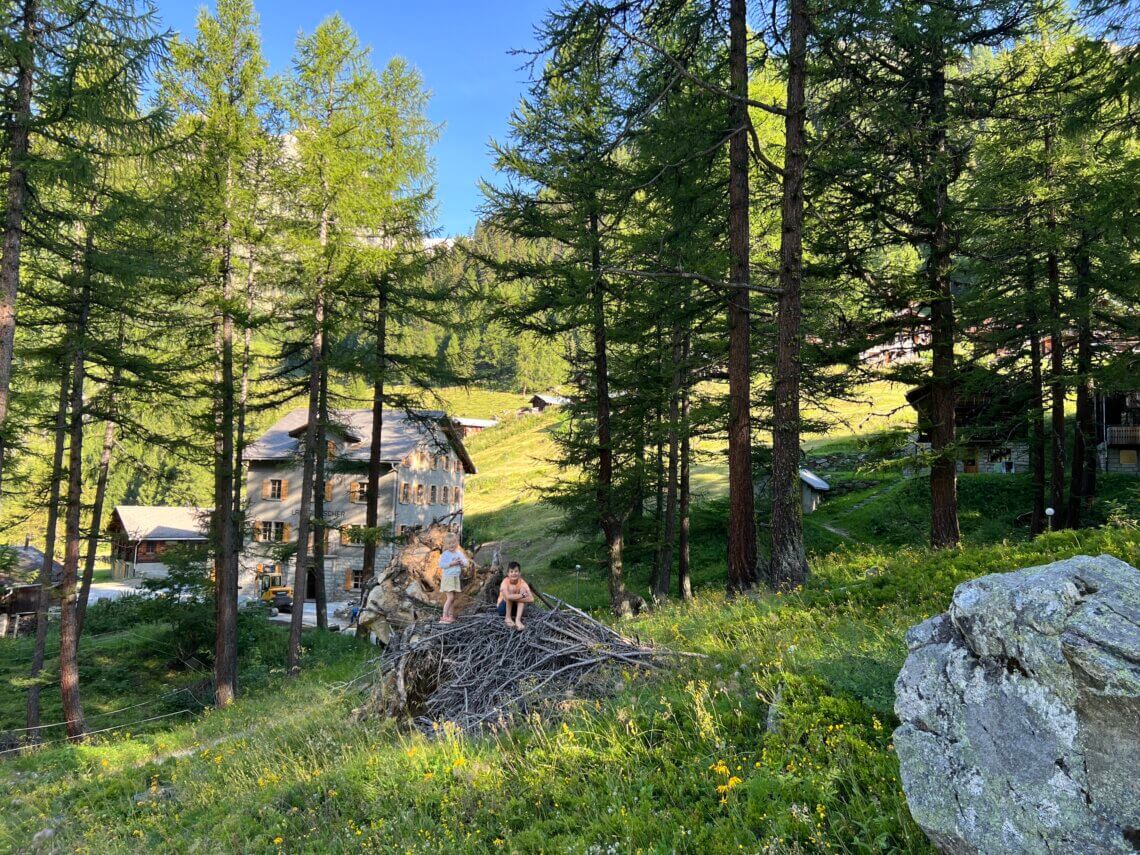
[[1026, 252, 1046, 536], [1066, 234, 1094, 530], [25, 364, 69, 740], [590, 210, 631, 617], [0, 0, 37, 465], [230, 262, 255, 608], [60, 239, 94, 740], [678, 338, 692, 602], [654, 317, 683, 601], [1045, 131, 1065, 528], [213, 172, 238, 707], [631, 421, 645, 522], [311, 350, 329, 631], [76, 394, 117, 637], [726, 0, 757, 593], [287, 290, 323, 672], [925, 65, 959, 549], [768, 0, 810, 590], [361, 281, 387, 586]]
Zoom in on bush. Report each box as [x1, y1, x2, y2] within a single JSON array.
[[82, 592, 166, 634]]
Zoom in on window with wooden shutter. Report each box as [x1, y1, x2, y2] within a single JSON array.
[[279, 479, 289, 501], [282, 522, 292, 542], [399, 482, 409, 504], [261, 479, 271, 500], [441, 486, 449, 505], [348, 566, 365, 590], [324, 480, 333, 501], [429, 485, 437, 504], [252, 521, 263, 542], [415, 483, 424, 505]]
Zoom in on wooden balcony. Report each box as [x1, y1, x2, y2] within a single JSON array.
[[1107, 425, 1140, 447]]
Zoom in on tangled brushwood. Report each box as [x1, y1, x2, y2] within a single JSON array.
[[368, 598, 676, 732]]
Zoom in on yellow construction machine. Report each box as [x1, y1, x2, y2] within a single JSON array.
[[254, 564, 294, 613]]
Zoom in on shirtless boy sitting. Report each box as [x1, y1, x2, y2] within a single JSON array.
[[497, 561, 534, 630]]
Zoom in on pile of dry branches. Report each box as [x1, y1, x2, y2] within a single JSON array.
[[368, 597, 673, 732]]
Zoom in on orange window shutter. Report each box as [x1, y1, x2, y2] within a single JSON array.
[[325, 481, 333, 502], [283, 523, 292, 541], [344, 569, 353, 591], [261, 479, 270, 500], [280, 479, 289, 501], [253, 521, 262, 541]]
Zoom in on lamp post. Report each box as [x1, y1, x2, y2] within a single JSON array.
[[575, 564, 581, 604], [1045, 507, 1055, 532]]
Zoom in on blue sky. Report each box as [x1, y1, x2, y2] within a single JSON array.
[[154, 0, 552, 236]]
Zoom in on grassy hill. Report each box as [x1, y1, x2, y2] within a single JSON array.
[[3, 528, 1138, 853], [3, 384, 1139, 853]]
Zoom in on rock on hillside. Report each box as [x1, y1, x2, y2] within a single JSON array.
[[894, 554, 1140, 854]]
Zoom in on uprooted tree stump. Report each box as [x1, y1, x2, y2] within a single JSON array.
[[362, 597, 679, 732], [356, 524, 500, 645]]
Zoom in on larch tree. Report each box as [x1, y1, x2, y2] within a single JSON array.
[[813, 0, 1035, 548], [482, 20, 644, 615], [283, 16, 435, 667], [163, 0, 271, 706], [0, 0, 165, 493]]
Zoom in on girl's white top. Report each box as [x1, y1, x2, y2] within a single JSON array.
[[439, 548, 470, 578]]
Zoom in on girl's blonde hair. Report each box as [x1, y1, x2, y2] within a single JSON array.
[[443, 532, 460, 549]]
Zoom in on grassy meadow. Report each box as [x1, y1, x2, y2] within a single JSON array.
[[2, 381, 1139, 853], [3, 528, 1138, 853]]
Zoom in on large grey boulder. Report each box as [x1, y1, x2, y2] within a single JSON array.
[[894, 553, 1140, 854]]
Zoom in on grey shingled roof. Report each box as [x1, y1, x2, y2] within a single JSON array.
[[111, 506, 211, 542], [0, 545, 64, 586], [244, 408, 476, 474], [799, 469, 830, 492]]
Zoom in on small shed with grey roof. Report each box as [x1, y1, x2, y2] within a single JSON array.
[[799, 469, 830, 515], [528, 393, 569, 412], [452, 416, 498, 437], [107, 506, 211, 580]]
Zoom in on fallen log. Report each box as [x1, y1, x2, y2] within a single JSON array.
[[356, 524, 500, 644]]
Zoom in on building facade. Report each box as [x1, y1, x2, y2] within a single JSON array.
[[242, 409, 476, 601], [1101, 391, 1140, 475]]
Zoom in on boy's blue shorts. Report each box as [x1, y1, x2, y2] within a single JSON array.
[[497, 601, 521, 619]]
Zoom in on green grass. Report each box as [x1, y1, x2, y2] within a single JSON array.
[[0, 623, 207, 737], [3, 528, 1137, 853]]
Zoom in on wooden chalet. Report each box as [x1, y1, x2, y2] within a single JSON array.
[[906, 374, 1031, 474], [107, 506, 211, 580], [0, 542, 63, 637], [1100, 391, 1140, 475]]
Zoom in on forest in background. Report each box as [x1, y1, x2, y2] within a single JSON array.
[[0, 0, 1135, 746]]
